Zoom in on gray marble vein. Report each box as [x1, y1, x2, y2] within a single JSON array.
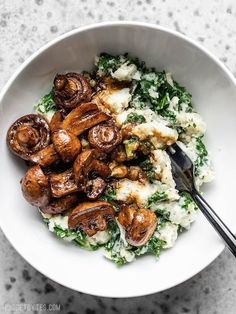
[[0, 0, 236, 313]]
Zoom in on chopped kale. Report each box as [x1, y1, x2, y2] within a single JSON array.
[[139, 157, 156, 183], [124, 137, 139, 159], [124, 112, 146, 124], [194, 136, 208, 175], [146, 191, 168, 208], [35, 91, 57, 114]]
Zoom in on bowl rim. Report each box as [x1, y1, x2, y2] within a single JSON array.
[[0, 21, 234, 297]]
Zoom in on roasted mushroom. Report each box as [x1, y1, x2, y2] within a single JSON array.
[[118, 207, 157, 247], [111, 165, 128, 178], [88, 122, 122, 152], [73, 149, 111, 184], [40, 194, 79, 214], [53, 73, 92, 111], [30, 144, 60, 168], [49, 169, 79, 198], [61, 102, 110, 136], [7, 114, 50, 160], [68, 201, 115, 236], [50, 111, 63, 132], [21, 165, 51, 207], [52, 129, 81, 163], [117, 206, 136, 229], [85, 177, 106, 200]]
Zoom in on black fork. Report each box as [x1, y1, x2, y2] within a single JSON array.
[[167, 143, 236, 257]]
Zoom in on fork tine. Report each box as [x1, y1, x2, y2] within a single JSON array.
[[166, 143, 193, 172]]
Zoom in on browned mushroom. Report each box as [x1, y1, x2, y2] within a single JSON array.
[[117, 206, 136, 229], [88, 122, 122, 152], [49, 169, 79, 198], [111, 165, 128, 178], [50, 111, 63, 132], [53, 73, 92, 111], [118, 207, 157, 247], [111, 145, 127, 163], [73, 149, 111, 184], [52, 129, 81, 163], [7, 114, 50, 160], [21, 165, 51, 207], [68, 201, 115, 236], [61, 102, 110, 136], [85, 177, 106, 200], [40, 194, 79, 214], [30, 144, 60, 167]]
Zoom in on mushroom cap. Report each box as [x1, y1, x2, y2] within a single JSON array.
[[68, 201, 115, 236], [88, 122, 122, 152], [30, 144, 60, 168], [40, 194, 79, 214], [73, 149, 111, 184], [126, 208, 158, 247], [21, 165, 51, 207], [49, 168, 79, 198], [7, 114, 50, 160], [53, 73, 92, 111], [85, 177, 106, 200], [52, 129, 81, 163]]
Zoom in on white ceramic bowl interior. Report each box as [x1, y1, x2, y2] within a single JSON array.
[[1, 22, 236, 298]]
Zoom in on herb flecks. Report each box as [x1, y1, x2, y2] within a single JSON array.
[[124, 112, 146, 124], [35, 91, 57, 114]]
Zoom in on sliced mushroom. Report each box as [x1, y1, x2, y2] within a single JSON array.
[[7, 114, 50, 160], [53, 73, 92, 111], [85, 177, 106, 200], [127, 209, 157, 247], [40, 194, 79, 214], [50, 111, 63, 132], [118, 207, 157, 247], [52, 129, 81, 163], [68, 201, 115, 236], [61, 102, 110, 136], [73, 149, 97, 183], [49, 169, 79, 198], [73, 149, 111, 183], [30, 144, 60, 167], [88, 122, 122, 152], [21, 165, 51, 207]]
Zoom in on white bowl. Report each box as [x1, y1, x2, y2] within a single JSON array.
[[1, 21, 236, 298]]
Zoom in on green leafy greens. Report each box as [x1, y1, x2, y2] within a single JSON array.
[[35, 91, 57, 114]]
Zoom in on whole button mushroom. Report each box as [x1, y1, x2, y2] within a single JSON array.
[[68, 201, 115, 236], [52, 129, 81, 163], [118, 207, 158, 247], [21, 165, 51, 207], [7, 114, 50, 160], [88, 122, 122, 152], [53, 72, 92, 111]]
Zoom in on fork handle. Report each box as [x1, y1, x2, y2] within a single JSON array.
[[192, 191, 236, 257]]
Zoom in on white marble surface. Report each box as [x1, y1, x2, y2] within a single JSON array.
[[0, 0, 236, 313]]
